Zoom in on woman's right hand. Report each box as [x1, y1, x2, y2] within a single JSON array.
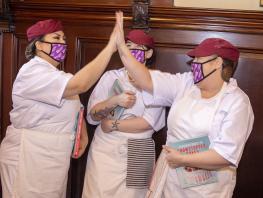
[[108, 11, 124, 54], [107, 12, 119, 54], [113, 90, 136, 108], [115, 11, 126, 49]]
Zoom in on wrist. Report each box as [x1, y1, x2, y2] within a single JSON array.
[[110, 95, 119, 107], [180, 154, 187, 167], [106, 41, 116, 55], [111, 119, 120, 131], [119, 43, 127, 52]]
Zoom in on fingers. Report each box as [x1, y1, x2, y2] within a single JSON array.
[[116, 11, 123, 29], [71, 148, 84, 159], [163, 146, 184, 168], [115, 11, 118, 24], [125, 92, 136, 102], [116, 90, 136, 108], [122, 92, 136, 108], [125, 96, 136, 108], [114, 12, 127, 52], [124, 90, 136, 95], [162, 145, 172, 153], [119, 11, 123, 30]]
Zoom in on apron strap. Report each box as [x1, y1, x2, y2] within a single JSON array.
[[126, 138, 155, 189]]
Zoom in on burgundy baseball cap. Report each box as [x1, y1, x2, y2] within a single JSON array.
[[187, 38, 240, 62], [126, 30, 155, 49], [27, 19, 63, 42]]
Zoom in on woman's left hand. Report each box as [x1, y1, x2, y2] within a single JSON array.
[[72, 122, 89, 159], [163, 145, 185, 168]]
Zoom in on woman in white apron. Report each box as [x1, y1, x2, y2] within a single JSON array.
[[82, 30, 165, 198], [114, 12, 254, 198], [0, 14, 119, 198]]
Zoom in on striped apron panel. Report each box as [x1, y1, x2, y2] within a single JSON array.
[[126, 138, 155, 189]]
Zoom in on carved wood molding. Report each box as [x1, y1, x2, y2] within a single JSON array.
[[149, 7, 263, 34], [9, 2, 263, 34], [0, 0, 13, 32], [9, 2, 132, 26]]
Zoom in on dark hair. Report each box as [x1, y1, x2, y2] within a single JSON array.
[[25, 36, 44, 60], [145, 47, 156, 68], [221, 58, 238, 82]]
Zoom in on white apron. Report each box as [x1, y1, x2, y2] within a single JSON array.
[[82, 126, 155, 198], [83, 70, 165, 198], [1, 126, 74, 198], [162, 83, 236, 198]]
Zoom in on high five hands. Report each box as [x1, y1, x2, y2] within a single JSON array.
[[108, 11, 126, 54]]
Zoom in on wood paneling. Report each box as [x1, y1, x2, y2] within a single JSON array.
[[10, 0, 174, 7], [1, 1, 263, 197], [0, 32, 2, 142], [1, 33, 17, 139]]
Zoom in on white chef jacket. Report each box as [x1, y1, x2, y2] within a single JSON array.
[[82, 68, 166, 198], [87, 68, 165, 138], [0, 56, 80, 198], [142, 71, 254, 198], [10, 56, 78, 133], [0, 56, 80, 165]]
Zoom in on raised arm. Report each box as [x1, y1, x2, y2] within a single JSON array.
[[63, 13, 118, 98], [116, 11, 153, 93]]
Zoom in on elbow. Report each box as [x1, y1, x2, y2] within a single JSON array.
[[90, 114, 101, 122], [76, 83, 88, 94], [90, 109, 102, 122], [147, 124, 153, 131], [143, 77, 153, 93], [144, 123, 153, 131]]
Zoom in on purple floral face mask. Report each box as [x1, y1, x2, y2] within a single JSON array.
[[42, 42, 67, 62], [191, 56, 218, 84], [130, 49, 146, 64]]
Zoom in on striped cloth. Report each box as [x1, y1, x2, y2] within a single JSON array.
[[126, 138, 155, 189]]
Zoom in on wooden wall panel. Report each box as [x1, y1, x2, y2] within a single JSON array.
[[10, 0, 174, 7], [1, 33, 18, 139], [0, 32, 2, 140], [1, 1, 263, 198]]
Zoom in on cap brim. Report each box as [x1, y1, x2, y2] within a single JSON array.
[[187, 48, 214, 58]]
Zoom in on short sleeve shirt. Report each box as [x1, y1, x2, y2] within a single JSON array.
[[10, 56, 81, 133]]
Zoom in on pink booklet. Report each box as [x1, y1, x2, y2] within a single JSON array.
[[72, 107, 84, 158]]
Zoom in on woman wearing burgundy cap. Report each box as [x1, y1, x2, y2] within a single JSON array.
[[115, 12, 254, 198], [0, 14, 118, 197], [81, 29, 165, 198]]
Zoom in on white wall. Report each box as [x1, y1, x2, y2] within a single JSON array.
[[174, 0, 263, 11]]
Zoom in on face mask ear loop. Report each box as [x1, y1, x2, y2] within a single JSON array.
[[192, 58, 218, 84], [38, 42, 67, 63], [200, 56, 219, 82], [39, 41, 53, 56]]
